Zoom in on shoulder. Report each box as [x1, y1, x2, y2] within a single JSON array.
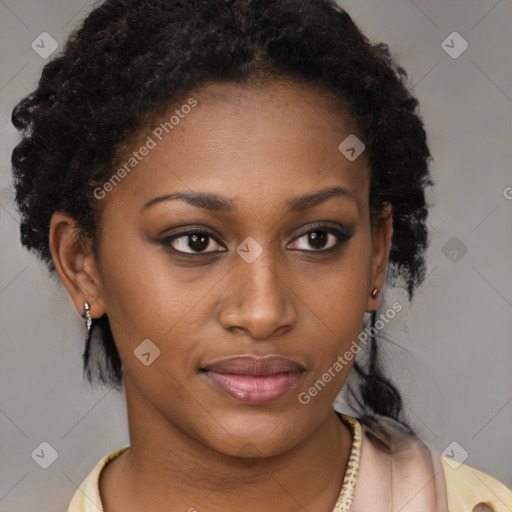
[[351, 413, 512, 512], [441, 457, 512, 512], [67, 445, 130, 512]]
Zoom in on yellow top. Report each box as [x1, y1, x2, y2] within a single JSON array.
[[67, 414, 512, 512]]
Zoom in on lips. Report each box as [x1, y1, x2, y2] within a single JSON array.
[[203, 355, 305, 375], [200, 355, 305, 404]]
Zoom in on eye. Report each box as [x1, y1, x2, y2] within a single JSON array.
[[288, 225, 351, 252], [160, 224, 352, 256], [161, 229, 226, 254]]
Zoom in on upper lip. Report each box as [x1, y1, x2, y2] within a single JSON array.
[[202, 355, 306, 376]]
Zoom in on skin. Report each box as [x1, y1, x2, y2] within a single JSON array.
[[49, 79, 393, 512]]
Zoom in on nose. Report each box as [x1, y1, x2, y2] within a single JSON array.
[[217, 248, 298, 339]]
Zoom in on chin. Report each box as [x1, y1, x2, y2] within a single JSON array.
[[197, 409, 307, 459]]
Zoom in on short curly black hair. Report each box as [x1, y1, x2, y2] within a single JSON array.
[[11, 0, 433, 430]]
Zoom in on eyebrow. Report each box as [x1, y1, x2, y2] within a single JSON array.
[[141, 185, 356, 213]]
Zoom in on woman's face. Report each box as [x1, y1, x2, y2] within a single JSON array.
[[54, 79, 392, 457]]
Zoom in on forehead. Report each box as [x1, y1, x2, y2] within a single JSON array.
[[100, 79, 370, 217]]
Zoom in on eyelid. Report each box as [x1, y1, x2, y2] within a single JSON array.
[[161, 227, 226, 255], [159, 222, 352, 256], [288, 224, 352, 251], [291, 222, 351, 239]]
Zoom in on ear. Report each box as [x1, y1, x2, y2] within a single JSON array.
[[49, 211, 106, 319], [365, 203, 393, 312]]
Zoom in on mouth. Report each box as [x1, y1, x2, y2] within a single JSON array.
[[199, 355, 305, 405]]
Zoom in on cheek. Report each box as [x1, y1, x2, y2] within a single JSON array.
[[98, 215, 372, 387], [97, 225, 194, 332], [299, 232, 372, 379], [308, 231, 371, 322], [96, 227, 220, 378]]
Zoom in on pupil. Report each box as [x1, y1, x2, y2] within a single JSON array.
[[189, 233, 209, 251], [309, 230, 327, 249]]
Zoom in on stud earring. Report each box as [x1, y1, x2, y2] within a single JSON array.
[[371, 288, 379, 298]]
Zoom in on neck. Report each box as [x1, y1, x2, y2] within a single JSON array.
[[100, 376, 354, 512]]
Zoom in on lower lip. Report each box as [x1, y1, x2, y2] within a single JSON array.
[[202, 371, 302, 404]]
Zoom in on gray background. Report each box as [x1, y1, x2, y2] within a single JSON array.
[[1, 0, 511, 510]]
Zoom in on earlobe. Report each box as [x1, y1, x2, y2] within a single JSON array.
[[366, 287, 380, 312], [365, 204, 393, 312], [49, 211, 105, 319]]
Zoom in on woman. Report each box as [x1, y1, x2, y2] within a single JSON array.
[[10, 0, 511, 510]]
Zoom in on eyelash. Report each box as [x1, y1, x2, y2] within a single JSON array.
[[159, 224, 352, 256]]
